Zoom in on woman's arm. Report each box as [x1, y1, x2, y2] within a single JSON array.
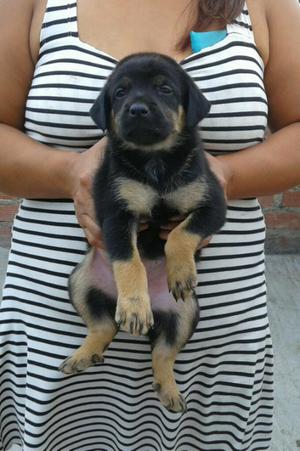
[[0, 124, 81, 199], [0, 0, 78, 199], [0, 0, 105, 246], [0, 0, 105, 201], [213, 0, 300, 200]]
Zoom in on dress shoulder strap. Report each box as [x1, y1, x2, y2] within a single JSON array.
[[227, 1, 255, 41], [40, 0, 77, 50]]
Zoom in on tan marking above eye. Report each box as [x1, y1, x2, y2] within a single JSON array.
[[153, 75, 168, 86], [114, 177, 159, 216], [119, 77, 131, 88]]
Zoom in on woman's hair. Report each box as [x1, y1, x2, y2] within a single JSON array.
[[178, 0, 245, 50]]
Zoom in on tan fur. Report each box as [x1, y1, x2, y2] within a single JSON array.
[[152, 298, 198, 412], [114, 104, 184, 152], [152, 346, 182, 411], [113, 247, 153, 335], [60, 248, 118, 374], [120, 130, 180, 152], [173, 105, 185, 133], [60, 321, 118, 374], [165, 217, 202, 301], [115, 176, 207, 218], [68, 248, 95, 323], [114, 177, 158, 216], [163, 176, 207, 214]]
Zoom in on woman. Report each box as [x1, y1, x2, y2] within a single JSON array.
[[0, 0, 299, 450]]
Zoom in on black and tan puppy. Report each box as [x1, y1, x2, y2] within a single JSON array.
[[59, 53, 227, 413]]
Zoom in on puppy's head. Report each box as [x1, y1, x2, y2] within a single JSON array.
[[90, 53, 210, 149]]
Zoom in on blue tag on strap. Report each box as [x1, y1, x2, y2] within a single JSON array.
[[190, 30, 227, 53]]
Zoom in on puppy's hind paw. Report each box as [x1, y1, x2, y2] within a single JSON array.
[[153, 382, 187, 414], [59, 352, 104, 375]]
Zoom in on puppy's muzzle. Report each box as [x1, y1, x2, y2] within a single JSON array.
[[118, 100, 172, 146]]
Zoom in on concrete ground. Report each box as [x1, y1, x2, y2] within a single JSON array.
[[1, 247, 299, 451]]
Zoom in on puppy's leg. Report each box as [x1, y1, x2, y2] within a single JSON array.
[[60, 250, 118, 374], [150, 296, 199, 413], [60, 316, 118, 374], [165, 204, 225, 301], [102, 213, 153, 336]]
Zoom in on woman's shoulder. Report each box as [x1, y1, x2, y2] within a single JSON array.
[[246, 0, 269, 65], [30, 0, 48, 63], [0, 0, 38, 128], [252, 0, 300, 131], [0, 0, 47, 64], [247, 0, 300, 67]]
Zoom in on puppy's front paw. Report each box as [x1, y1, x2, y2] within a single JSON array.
[[59, 351, 104, 375], [153, 382, 187, 413], [166, 258, 197, 302], [115, 294, 154, 335]]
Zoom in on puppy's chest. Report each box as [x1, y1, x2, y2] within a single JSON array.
[[113, 176, 208, 217]]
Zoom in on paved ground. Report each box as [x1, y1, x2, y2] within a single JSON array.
[[1, 247, 299, 451]]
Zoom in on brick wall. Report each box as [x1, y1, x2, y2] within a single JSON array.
[[0, 189, 299, 253], [260, 187, 300, 253], [0, 194, 20, 248]]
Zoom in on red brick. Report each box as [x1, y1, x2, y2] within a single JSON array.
[[0, 193, 16, 201], [0, 205, 18, 222], [259, 195, 275, 208], [265, 212, 300, 230], [282, 190, 300, 208]]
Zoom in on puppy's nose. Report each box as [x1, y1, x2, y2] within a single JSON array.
[[129, 103, 150, 117]]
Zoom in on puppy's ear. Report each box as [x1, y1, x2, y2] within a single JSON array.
[[90, 84, 111, 131], [185, 77, 211, 128]]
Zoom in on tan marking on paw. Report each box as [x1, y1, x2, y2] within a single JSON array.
[[165, 222, 200, 301], [113, 250, 153, 335], [59, 324, 117, 374], [115, 293, 154, 335], [153, 382, 187, 413], [152, 344, 187, 414]]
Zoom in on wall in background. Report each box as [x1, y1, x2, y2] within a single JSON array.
[[1, 189, 300, 253]]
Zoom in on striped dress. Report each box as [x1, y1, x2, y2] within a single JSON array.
[[0, 1, 274, 450]]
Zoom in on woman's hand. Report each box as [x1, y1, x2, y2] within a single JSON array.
[[70, 139, 107, 248], [205, 152, 233, 200], [69, 139, 149, 248]]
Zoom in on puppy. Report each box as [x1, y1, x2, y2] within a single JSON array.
[[59, 53, 227, 413]]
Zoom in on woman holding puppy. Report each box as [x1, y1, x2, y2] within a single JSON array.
[[0, 0, 299, 450]]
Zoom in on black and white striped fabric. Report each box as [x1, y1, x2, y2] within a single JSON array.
[[0, 1, 274, 450]]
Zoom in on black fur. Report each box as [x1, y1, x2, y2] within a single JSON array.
[[64, 53, 227, 413], [91, 53, 226, 262]]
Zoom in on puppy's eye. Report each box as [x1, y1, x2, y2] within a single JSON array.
[[157, 85, 173, 95], [114, 87, 128, 99]]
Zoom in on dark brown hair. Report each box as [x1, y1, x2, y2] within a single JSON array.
[[178, 0, 245, 50]]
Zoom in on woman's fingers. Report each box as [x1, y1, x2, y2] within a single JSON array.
[[74, 175, 103, 247], [138, 223, 149, 232], [70, 138, 108, 247], [159, 221, 181, 231], [79, 213, 103, 247], [199, 235, 212, 249]]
